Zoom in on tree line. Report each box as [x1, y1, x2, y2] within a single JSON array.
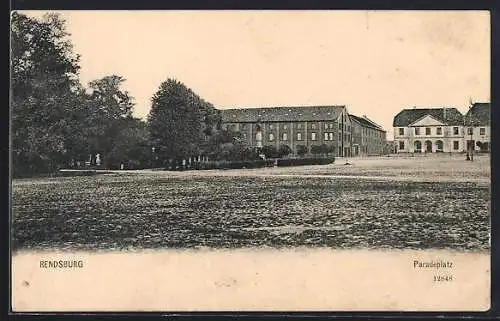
[[11, 12, 335, 177], [10, 12, 247, 177]]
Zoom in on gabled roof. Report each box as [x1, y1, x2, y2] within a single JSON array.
[[220, 105, 346, 123], [349, 114, 385, 131], [465, 102, 490, 126], [407, 114, 446, 127], [392, 107, 464, 127]]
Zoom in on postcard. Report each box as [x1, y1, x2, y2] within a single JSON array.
[[10, 10, 491, 312]]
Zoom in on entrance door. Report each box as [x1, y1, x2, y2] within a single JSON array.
[[425, 140, 432, 153]]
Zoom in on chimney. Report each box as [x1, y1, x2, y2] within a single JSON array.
[[443, 107, 447, 120]]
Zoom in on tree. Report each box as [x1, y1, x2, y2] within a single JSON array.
[[278, 144, 292, 158], [106, 118, 150, 169], [310, 145, 323, 156], [148, 79, 220, 165], [85, 75, 136, 167], [262, 145, 278, 159], [296, 145, 308, 157], [11, 12, 81, 176]]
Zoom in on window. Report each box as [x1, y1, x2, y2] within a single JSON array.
[[425, 127, 431, 135], [453, 127, 459, 135], [329, 123, 333, 129], [311, 132, 317, 141], [436, 127, 442, 135], [282, 133, 288, 141], [414, 127, 420, 135], [467, 127, 473, 135], [338, 133, 341, 141], [311, 124, 316, 129], [241, 124, 246, 129], [348, 125, 351, 131], [339, 123, 342, 130], [297, 123, 302, 129], [480, 127, 486, 135], [453, 141, 459, 150], [325, 123, 328, 129], [297, 133, 302, 140], [269, 124, 274, 129], [414, 141, 422, 152], [436, 140, 443, 152], [283, 125, 288, 130], [324, 133, 329, 140], [399, 141, 405, 150], [269, 133, 274, 141], [329, 133, 334, 141]]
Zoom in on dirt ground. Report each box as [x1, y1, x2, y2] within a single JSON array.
[[12, 154, 491, 252]]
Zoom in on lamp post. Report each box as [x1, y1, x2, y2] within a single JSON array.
[[469, 105, 474, 162], [151, 146, 155, 168]]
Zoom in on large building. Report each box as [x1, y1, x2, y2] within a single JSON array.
[[392, 104, 491, 154], [349, 114, 387, 156], [220, 105, 386, 157], [464, 102, 491, 152], [393, 107, 465, 153]]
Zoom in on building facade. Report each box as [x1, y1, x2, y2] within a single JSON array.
[[349, 114, 387, 156], [464, 102, 491, 152], [393, 107, 467, 153], [220, 106, 354, 157]]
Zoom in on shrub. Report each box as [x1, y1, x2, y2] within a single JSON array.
[[262, 145, 278, 158], [296, 145, 308, 156], [311, 144, 334, 156], [165, 159, 275, 171], [278, 144, 292, 158], [277, 157, 335, 167]]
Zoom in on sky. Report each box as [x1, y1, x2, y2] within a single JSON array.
[[19, 10, 490, 138]]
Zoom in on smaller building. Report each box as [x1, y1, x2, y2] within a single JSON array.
[[464, 102, 490, 152], [393, 107, 465, 153], [349, 114, 387, 156]]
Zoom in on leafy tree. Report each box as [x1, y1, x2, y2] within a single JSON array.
[[262, 145, 278, 158], [311, 144, 334, 156], [84, 75, 135, 167], [310, 145, 322, 156], [148, 79, 220, 165], [106, 118, 150, 169], [278, 144, 292, 158], [11, 12, 81, 176], [296, 145, 308, 156]]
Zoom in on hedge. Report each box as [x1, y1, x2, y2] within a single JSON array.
[[164, 157, 335, 171], [277, 157, 335, 167], [166, 159, 275, 171]]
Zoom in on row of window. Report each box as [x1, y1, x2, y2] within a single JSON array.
[[470, 127, 486, 135], [399, 127, 447, 136], [362, 128, 385, 138], [398, 127, 487, 136], [234, 122, 352, 131], [264, 132, 352, 142], [398, 140, 461, 150]]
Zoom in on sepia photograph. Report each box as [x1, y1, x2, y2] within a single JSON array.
[[10, 10, 491, 312]]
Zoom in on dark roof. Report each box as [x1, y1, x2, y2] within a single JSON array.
[[465, 103, 490, 126], [392, 107, 464, 127], [220, 105, 346, 123], [349, 114, 385, 131]]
